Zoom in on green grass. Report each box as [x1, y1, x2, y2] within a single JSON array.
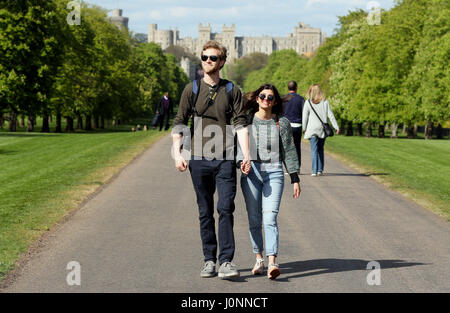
[[0, 119, 168, 281], [324, 135, 450, 221]]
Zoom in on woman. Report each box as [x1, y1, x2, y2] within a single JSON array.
[[302, 84, 340, 176], [238, 84, 301, 280]]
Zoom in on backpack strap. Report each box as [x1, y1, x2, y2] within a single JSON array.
[[189, 78, 202, 116]]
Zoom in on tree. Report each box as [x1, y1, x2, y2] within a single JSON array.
[[405, 0, 450, 139], [0, 0, 64, 132]]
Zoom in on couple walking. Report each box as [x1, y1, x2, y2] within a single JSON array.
[[171, 40, 336, 280]]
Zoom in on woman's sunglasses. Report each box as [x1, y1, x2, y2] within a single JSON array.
[[201, 55, 219, 62], [258, 94, 274, 101]]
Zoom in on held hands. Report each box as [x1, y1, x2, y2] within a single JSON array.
[[240, 158, 251, 175], [293, 182, 301, 199]]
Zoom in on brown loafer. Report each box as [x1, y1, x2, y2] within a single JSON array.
[[268, 263, 280, 280]]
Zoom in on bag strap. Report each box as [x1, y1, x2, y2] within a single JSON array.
[[308, 100, 326, 126], [189, 79, 234, 119]]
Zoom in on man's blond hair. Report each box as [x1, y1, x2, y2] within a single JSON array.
[[202, 40, 227, 64]]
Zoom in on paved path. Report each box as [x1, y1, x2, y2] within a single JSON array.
[[2, 135, 449, 292]]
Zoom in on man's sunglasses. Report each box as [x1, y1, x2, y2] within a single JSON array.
[[259, 94, 274, 101], [201, 54, 219, 62]]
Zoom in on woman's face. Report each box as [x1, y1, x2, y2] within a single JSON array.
[[256, 89, 275, 111]]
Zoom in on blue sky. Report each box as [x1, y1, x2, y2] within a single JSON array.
[[87, 0, 395, 38]]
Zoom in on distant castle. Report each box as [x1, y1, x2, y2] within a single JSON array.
[[109, 9, 129, 29], [148, 22, 327, 61]]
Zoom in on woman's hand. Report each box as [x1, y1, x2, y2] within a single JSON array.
[[240, 159, 251, 175], [293, 182, 301, 199]]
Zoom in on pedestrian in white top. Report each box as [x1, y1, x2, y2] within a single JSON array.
[[302, 84, 340, 176]]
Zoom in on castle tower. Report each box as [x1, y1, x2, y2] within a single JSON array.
[[222, 24, 237, 61], [148, 24, 157, 43], [197, 23, 212, 56], [110, 9, 129, 30]]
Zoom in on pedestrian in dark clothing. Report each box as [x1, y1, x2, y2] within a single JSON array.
[[282, 81, 304, 170], [157, 92, 173, 131]]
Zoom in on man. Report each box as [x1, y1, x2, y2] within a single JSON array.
[[157, 91, 173, 131], [283, 80, 304, 170], [171, 41, 250, 279]]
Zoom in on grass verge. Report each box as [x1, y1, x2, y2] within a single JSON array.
[[0, 122, 168, 281], [322, 135, 450, 221]]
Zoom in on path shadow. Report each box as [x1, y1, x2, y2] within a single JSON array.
[[0, 133, 55, 137], [235, 259, 427, 282], [319, 173, 390, 177]]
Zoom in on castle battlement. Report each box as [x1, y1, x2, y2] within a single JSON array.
[[148, 22, 326, 61]]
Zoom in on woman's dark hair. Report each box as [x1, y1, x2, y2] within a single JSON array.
[[244, 84, 283, 121]]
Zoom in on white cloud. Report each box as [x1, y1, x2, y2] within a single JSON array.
[[87, 0, 395, 37]]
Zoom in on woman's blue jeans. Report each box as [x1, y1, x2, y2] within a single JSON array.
[[240, 161, 284, 257], [309, 136, 326, 174]]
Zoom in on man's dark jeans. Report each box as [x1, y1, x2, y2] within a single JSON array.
[[292, 126, 302, 169], [189, 158, 237, 265]]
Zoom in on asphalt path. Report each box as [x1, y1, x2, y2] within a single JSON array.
[[2, 135, 449, 292]]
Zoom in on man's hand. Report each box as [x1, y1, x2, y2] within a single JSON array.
[[293, 182, 301, 199], [175, 155, 187, 172]]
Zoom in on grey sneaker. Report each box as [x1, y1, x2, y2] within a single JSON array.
[[218, 262, 240, 279], [201, 261, 216, 278]]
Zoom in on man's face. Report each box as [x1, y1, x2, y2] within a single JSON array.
[[201, 48, 224, 75]]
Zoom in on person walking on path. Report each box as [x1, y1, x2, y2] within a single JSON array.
[[302, 84, 340, 176], [157, 91, 173, 131], [282, 80, 304, 171], [171, 41, 251, 279], [238, 84, 301, 280]]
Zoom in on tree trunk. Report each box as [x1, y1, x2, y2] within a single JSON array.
[[9, 112, 17, 132], [436, 123, 443, 139], [93, 115, 99, 129], [406, 123, 414, 139], [100, 116, 105, 129], [390, 122, 398, 138], [85, 115, 92, 131], [41, 112, 50, 133], [48, 114, 52, 123], [378, 123, 385, 138], [66, 117, 74, 132], [0, 114, 3, 128], [424, 120, 433, 140], [355, 123, 363, 136], [19, 114, 25, 128], [346, 121, 353, 136], [27, 116, 34, 132], [76, 113, 83, 130], [413, 123, 418, 138], [402, 124, 407, 135], [339, 120, 346, 135], [364, 122, 372, 137], [55, 113, 62, 133]]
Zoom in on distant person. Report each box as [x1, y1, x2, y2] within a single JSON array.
[[302, 84, 339, 176], [157, 91, 173, 131], [282, 80, 304, 171], [172, 40, 251, 279], [238, 83, 301, 280]]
